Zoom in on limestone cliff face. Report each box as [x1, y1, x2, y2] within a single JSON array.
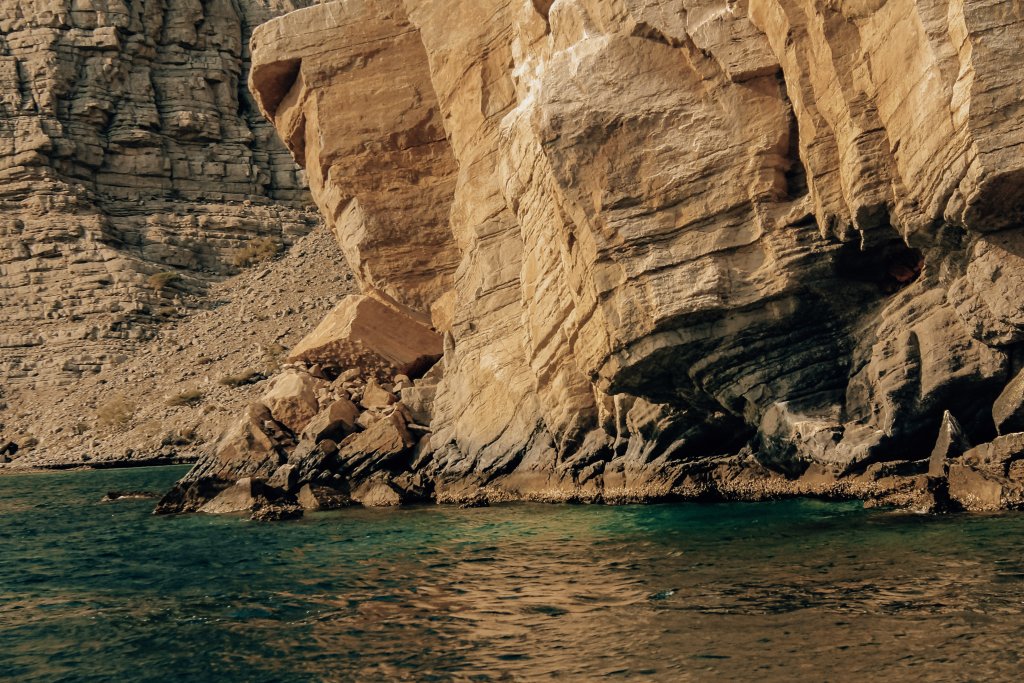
[[0, 0, 317, 392], [170, 0, 1024, 512]]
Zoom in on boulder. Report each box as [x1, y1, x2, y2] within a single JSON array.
[[301, 398, 360, 443], [287, 295, 443, 378], [205, 403, 285, 481], [261, 370, 323, 433], [993, 368, 1024, 435], [352, 479, 403, 507], [268, 464, 299, 493], [946, 433, 1024, 511], [291, 439, 339, 485], [360, 379, 396, 410], [199, 478, 280, 515], [100, 491, 158, 502], [399, 386, 435, 425], [337, 412, 415, 480], [154, 477, 235, 515], [250, 503, 304, 522], [297, 483, 350, 511]]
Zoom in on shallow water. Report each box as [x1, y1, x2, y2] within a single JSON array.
[[2, 467, 1023, 682]]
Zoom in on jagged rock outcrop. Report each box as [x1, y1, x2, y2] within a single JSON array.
[[162, 0, 1024, 513], [0, 0, 318, 402]]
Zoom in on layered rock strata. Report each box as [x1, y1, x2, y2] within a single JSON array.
[[0, 0, 318, 399], [163, 0, 1024, 514]]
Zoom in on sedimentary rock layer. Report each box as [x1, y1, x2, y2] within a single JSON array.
[[167, 0, 1024, 512], [0, 0, 317, 397]]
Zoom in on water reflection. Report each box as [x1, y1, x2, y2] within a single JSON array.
[[2, 468, 1024, 681]]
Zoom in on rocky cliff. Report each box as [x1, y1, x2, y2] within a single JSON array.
[[146, 0, 1024, 513], [0, 0, 320, 402]]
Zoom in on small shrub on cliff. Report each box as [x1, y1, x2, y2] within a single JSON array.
[[261, 341, 287, 372], [231, 237, 280, 267], [147, 271, 181, 292], [96, 396, 136, 429], [218, 369, 263, 387], [166, 389, 204, 407]]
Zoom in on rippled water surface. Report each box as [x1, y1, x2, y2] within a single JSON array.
[[3, 467, 1024, 681]]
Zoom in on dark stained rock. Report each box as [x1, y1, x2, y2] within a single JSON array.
[[250, 502, 304, 522], [268, 464, 300, 493]]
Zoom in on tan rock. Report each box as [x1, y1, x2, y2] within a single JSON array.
[[260, 370, 323, 433], [200, 478, 269, 515], [352, 479, 403, 507], [301, 398, 360, 444], [203, 402, 283, 481], [288, 295, 442, 377], [337, 412, 414, 480], [297, 483, 350, 511], [171, 0, 1024, 511], [947, 433, 1024, 511], [360, 379, 396, 410], [249, 0, 459, 312], [0, 0, 315, 393]]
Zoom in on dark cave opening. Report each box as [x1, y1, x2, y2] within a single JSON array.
[[834, 239, 924, 293]]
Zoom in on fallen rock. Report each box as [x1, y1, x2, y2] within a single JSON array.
[[946, 433, 1024, 511], [360, 379, 396, 410], [288, 295, 443, 378], [261, 370, 323, 433], [154, 477, 234, 515], [205, 403, 286, 481], [297, 483, 351, 511], [399, 386, 435, 425], [268, 464, 299, 493], [301, 398, 360, 443], [199, 478, 288, 515], [250, 502, 304, 522], [352, 479, 403, 507], [337, 412, 415, 480]]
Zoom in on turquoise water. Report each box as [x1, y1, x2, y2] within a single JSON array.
[[2, 467, 1024, 681]]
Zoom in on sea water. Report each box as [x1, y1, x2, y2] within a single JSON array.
[[2, 466, 1023, 681]]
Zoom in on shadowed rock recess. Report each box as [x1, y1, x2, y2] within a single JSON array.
[[159, 0, 1024, 516]]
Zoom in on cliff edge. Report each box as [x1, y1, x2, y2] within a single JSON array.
[[161, 0, 1024, 514]]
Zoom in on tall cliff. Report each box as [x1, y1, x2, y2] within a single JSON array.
[[0, 0, 319, 402], [148, 0, 1024, 513]]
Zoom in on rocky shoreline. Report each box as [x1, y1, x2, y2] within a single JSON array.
[[7, 0, 1024, 523], [153, 355, 1024, 520], [153, 0, 1024, 519]]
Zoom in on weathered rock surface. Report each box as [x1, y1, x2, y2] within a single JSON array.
[[993, 367, 1024, 435], [0, 0, 318, 412], [288, 295, 443, 378], [162, 0, 1024, 513], [260, 369, 323, 433]]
